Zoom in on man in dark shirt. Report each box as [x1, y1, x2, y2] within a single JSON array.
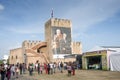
[[0, 64, 6, 80]]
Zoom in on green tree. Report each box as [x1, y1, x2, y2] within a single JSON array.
[[0, 59, 3, 64]]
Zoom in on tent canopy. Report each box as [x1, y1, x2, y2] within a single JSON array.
[[84, 46, 120, 71]]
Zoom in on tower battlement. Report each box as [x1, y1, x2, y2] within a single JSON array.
[[45, 18, 72, 28], [22, 40, 41, 48]]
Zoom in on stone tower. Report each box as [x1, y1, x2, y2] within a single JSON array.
[[45, 18, 72, 62]]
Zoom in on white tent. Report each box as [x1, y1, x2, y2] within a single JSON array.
[[85, 46, 120, 71], [109, 52, 120, 71]]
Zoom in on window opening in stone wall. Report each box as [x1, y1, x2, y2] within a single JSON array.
[[16, 56, 18, 59], [11, 56, 13, 59], [37, 49, 40, 53]]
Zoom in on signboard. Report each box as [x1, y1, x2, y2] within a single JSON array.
[[51, 27, 72, 55]]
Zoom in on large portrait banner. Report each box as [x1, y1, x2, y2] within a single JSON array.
[[51, 27, 72, 55]]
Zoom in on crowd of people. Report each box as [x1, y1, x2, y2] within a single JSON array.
[[0, 63, 26, 80], [0, 61, 79, 80]]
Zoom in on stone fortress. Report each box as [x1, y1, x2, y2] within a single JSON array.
[[9, 18, 82, 66]]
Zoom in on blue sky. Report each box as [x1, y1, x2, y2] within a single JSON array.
[[0, 0, 120, 59]]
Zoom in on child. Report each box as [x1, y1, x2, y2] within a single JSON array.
[[40, 64, 43, 74], [15, 65, 19, 78]]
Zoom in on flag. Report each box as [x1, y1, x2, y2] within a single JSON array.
[[51, 9, 53, 18]]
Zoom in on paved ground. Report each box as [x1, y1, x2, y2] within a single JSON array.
[[2, 70, 120, 80]]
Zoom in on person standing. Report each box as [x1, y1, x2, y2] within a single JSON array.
[[15, 65, 19, 78], [6, 65, 11, 80], [40, 63, 43, 74], [60, 62, 63, 73], [72, 62, 75, 75], [37, 63, 40, 74], [11, 64, 15, 76], [67, 62, 72, 76], [47, 63, 50, 74], [35, 63, 38, 71], [0, 64, 6, 80], [53, 62, 56, 73], [64, 62, 67, 70], [19, 64, 23, 75], [22, 63, 26, 74], [50, 62, 53, 74], [58, 62, 61, 71], [44, 63, 48, 74], [28, 63, 33, 76]]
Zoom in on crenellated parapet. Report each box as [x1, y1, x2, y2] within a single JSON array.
[[45, 18, 72, 28], [22, 40, 41, 49]]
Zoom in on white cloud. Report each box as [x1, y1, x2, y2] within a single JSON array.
[[8, 25, 44, 34], [64, 0, 120, 32], [0, 48, 9, 59], [8, 41, 21, 50], [63, 0, 120, 43], [31, 34, 38, 38], [0, 4, 4, 11], [0, 43, 20, 59]]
